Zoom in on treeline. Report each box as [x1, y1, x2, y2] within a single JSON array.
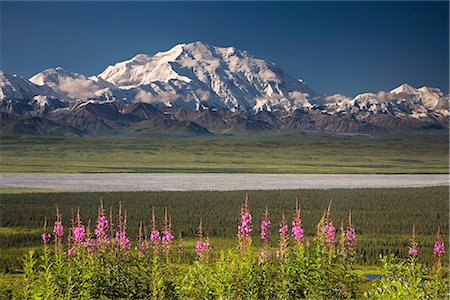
[[0, 187, 448, 270]]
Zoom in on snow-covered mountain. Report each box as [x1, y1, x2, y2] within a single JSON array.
[[97, 41, 318, 111], [29, 67, 115, 101], [0, 71, 54, 100], [0, 41, 448, 135]]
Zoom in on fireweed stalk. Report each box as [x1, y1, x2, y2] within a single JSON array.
[[94, 199, 109, 244], [137, 221, 147, 257], [150, 207, 161, 255], [261, 206, 271, 246], [238, 193, 252, 253], [317, 201, 336, 245], [41, 218, 51, 245], [162, 208, 174, 258], [291, 200, 304, 246], [409, 224, 419, 257], [259, 206, 272, 263], [196, 219, 211, 261], [52, 207, 64, 249], [277, 213, 288, 260], [433, 226, 445, 270], [345, 210, 356, 250], [114, 204, 131, 252], [73, 208, 86, 244]]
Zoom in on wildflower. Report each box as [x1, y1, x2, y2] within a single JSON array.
[[409, 249, 418, 256], [41, 219, 51, 245], [291, 200, 304, 245], [319, 200, 335, 244], [258, 250, 274, 264], [84, 238, 96, 253], [136, 221, 147, 256], [238, 193, 252, 252], [150, 207, 161, 254], [324, 223, 336, 244], [261, 206, 271, 245], [73, 208, 85, 244], [52, 207, 64, 248], [115, 231, 131, 251], [162, 209, 174, 255], [42, 232, 51, 245], [114, 205, 131, 251], [408, 224, 418, 257], [277, 213, 288, 260], [345, 211, 356, 248], [196, 219, 211, 260], [94, 200, 109, 242], [434, 226, 445, 257], [345, 227, 356, 247]]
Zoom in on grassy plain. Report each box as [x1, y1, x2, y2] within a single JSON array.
[[0, 131, 448, 173]]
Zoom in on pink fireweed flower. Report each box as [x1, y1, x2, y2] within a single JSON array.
[[196, 241, 207, 254], [53, 221, 64, 240], [150, 229, 161, 241], [434, 226, 445, 256], [292, 200, 304, 245], [261, 206, 271, 245], [345, 226, 356, 247], [238, 193, 252, 252], [162, 209, 174, 246], [324, 223, 336, 244], [277, 214, 289, 260], [114, 204, 130, 252], [409, 249, 418, 256], [94, 200, 109, 242], [52, 208, 64, 247], [162, 228, 174, 247], [73, 225, 86, 244], [42, 232, 51, 245], [115, 231, 131, 251], [434, 242, 445, 256], [316, 200, 334, 243], [72, 208, 85, 244], [433, 226, 445, 270]]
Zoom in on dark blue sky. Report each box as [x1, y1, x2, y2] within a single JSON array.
[[1, 1, 448, 96]]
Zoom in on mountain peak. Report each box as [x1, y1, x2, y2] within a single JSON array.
[[129, 53, 152, 62], [390, 83, 417, 94]]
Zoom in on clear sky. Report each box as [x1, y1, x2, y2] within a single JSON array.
[[1, 1, 448, 97]]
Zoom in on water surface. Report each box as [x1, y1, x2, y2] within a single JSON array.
[[0, 173, 447, 191]]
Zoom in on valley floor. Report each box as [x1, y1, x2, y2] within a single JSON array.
[[0, 131, 448, 173]]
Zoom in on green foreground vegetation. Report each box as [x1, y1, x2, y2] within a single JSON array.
[[1, 187, 447, 272], [1, 186, 448, 299], [0, 132, 448, 173]]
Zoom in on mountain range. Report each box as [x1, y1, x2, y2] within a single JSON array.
[[1, 41, 448, 136]]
